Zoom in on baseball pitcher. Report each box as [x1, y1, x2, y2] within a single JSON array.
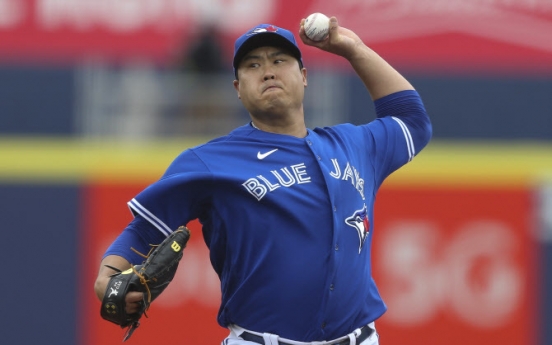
[[94, 15, 432, 345]]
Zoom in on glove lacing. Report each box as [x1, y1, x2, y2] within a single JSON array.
[[130, 244, 161, 308]]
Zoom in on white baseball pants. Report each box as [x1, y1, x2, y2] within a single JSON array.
[[221, 322, 379, 345]]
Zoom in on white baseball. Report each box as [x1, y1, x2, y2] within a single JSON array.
[[304, 13, 330, 42]]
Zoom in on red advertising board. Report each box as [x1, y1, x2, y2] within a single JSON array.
[[372, 186, 538, 345], [3, 0, 552, 73], [80, 182, 538, 345]]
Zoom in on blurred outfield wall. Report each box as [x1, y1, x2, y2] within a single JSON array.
[[1, 138, 551, 345]]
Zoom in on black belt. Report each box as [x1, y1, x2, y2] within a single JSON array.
[[239, 324, 374, 345]]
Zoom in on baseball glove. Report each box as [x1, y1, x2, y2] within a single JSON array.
[[100, 226, 191, 341]]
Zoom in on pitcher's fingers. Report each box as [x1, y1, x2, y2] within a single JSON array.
[[125, 291, 144, 314]]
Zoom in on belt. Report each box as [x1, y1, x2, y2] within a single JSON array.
[[239, 324, 374, 345]]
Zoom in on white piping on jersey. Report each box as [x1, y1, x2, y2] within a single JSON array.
[[128, 198, 172, 237], [391, 116, 415, 162]]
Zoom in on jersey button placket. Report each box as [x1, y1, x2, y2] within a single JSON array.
[[306, 139, 321, 161]]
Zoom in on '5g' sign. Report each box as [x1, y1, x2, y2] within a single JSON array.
[[376, 220, 523, 329]]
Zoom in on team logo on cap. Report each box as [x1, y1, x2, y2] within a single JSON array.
[[345, 204, 370, 253], [248, 25, 278, 36]]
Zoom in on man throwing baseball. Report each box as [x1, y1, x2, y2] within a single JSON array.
[[95, 15, 432, 345]]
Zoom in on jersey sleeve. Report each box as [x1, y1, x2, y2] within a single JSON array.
[[103, 214, 166, 264], [365, 90, 432, 186], [127, 149, 214, 237]]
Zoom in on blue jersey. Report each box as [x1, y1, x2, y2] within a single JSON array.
[[124, 90, 431, 341]]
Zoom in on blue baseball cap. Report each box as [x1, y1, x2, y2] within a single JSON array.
[[233, 24, 303, 77]]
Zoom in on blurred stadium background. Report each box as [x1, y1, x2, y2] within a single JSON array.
[[1, 1, 552, 344]]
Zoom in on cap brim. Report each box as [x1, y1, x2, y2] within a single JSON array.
[[233, 33, 302, 71]]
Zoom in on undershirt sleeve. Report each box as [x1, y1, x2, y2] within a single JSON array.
[[374, 90, 432, 149], [368, 89, 432, 184]]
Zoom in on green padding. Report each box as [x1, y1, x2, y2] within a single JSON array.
[[0, 137, 206, 183], [1, 138, 551, 186]]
